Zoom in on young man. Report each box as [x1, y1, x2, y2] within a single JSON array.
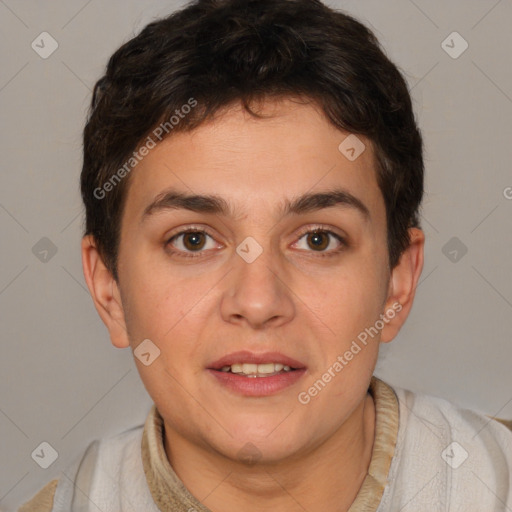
[[20, 0, 512, 510]]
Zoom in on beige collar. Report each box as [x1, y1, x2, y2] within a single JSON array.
[[141, 376, 399, 512]]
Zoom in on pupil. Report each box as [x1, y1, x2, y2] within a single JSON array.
[[309, 232, 327, 250], [185, 232, 205, 250]]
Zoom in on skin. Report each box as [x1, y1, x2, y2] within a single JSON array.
[[82, 97, 424, 512]]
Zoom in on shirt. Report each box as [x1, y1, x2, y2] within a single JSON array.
[[18, 376, 512, 511]]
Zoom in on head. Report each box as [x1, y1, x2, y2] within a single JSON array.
[[81, 0, 424, 463]]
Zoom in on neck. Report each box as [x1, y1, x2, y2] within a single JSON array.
[[164, 391, 376, 512]]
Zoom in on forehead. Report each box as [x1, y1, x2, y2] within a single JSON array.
[[123, 98, 385, 224]]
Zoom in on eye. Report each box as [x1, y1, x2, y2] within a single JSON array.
[[165, 226, 347, 259], [166, 229, 218, 257], [293, 228, 346, 255]]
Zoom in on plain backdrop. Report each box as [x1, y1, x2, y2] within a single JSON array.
[[1, 0, 511, 509]]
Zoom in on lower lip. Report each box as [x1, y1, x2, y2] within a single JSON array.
[[206, 368, 307, 396]]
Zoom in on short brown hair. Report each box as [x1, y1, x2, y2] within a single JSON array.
[[81, 0, 424, 281]]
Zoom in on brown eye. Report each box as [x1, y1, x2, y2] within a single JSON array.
[[167, 229, 217, 257], [306, 231, 329, 251], [182, 231, 206, 251], [294, 228, 346, 255]]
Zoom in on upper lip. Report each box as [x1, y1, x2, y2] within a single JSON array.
[[207, 350, 306, 370]]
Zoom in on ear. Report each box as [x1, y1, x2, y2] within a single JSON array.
[[81, 235, 130, 348], [380, 227, 425, 343]]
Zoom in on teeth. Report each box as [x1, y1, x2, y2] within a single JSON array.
[[219, 362, 293, 375]]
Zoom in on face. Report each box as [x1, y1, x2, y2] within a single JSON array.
[[88, 97, 416, 463]]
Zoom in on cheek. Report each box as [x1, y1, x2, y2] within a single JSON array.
[[119, 244, 183, 330], [118, 273, 177, 350], [318, 259, 387, 331], [120, 267, 214, 373]]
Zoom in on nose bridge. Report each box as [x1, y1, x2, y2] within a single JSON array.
[[220, 235, 295, 327]]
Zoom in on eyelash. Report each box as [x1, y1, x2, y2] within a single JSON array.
[[165, 225, 347, 259]]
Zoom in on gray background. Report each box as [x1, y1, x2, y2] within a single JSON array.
[[1, 0, 511, 509]]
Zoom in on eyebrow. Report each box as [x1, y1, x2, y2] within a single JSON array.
[[141, 187, 370, 222]]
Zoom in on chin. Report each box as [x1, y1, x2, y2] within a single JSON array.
[[214, 424, 306, 461], [219, 439, 300, 466]]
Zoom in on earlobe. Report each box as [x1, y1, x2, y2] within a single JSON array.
[[81, 235, 130, 349], [380, 227, 425, 343]]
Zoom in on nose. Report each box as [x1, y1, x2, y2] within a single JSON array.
[[220, 243, 296, 329]]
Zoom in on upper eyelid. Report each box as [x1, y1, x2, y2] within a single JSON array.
[[295, 225, 345, 239]]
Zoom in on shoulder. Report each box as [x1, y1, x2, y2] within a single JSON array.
[[17, 424, 145, 512], [18, 479, 58, 512], [393, 384, 512, 440], [378, 382, 512, 509], [391, 384, 512, 458], [93, 423, 146, 473]]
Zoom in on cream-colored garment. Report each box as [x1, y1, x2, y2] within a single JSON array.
[[378, 386, 512, 510], [18, 376, 512, 511]]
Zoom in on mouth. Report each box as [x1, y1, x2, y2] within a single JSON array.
[[206, 350, 307, 396], [217, 362, 298, 377], [207, 350, 306, 376]]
